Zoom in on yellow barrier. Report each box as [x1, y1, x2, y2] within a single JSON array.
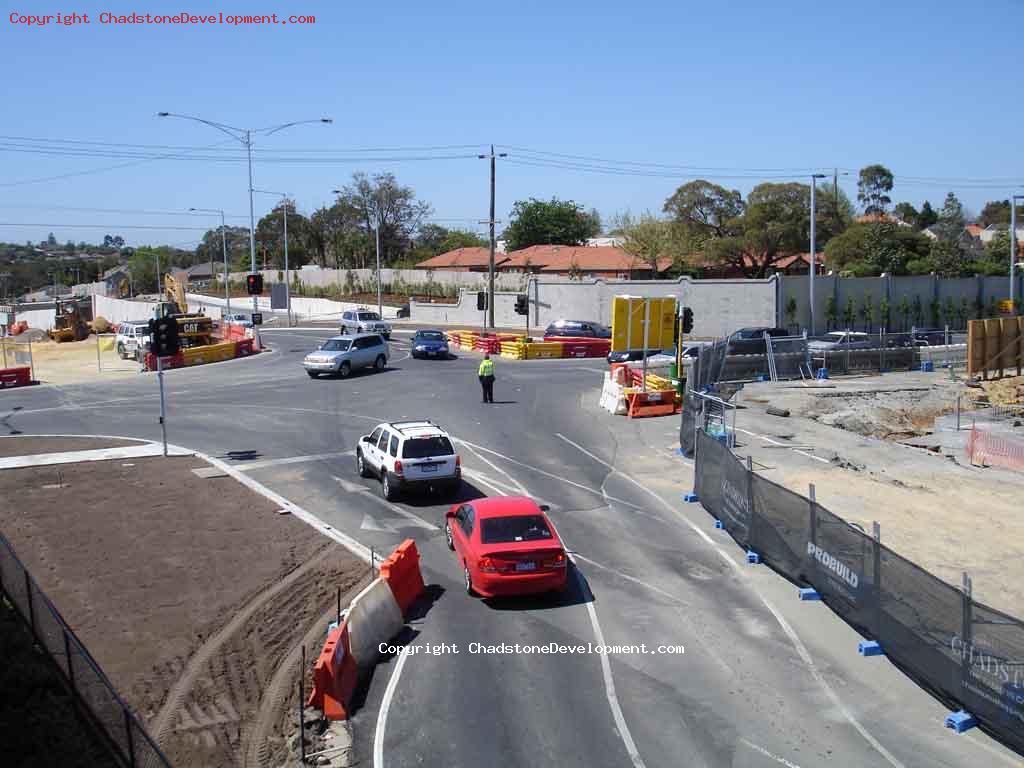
[[523, 342, 563, 360], [182, 341, 237, 367], [500, 341, 525, 360]]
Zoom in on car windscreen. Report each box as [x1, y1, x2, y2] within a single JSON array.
[[401, 435, 454, 458], [358, 312, 381, 321], [321, 339, 351, 351], [480, 515, 553, 544], [416, 331, 445, 341]]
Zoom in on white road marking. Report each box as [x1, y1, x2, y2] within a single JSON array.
[[741, 739, 803, 768], [458, 443, 531, 496], [734, 427, 830, 464], [0, 443, 191, 469], [373, 643, 411, 768], [557, 436, 906, 768], [331, 476, 438, 530], [555, 432, 613, 469], [572, 553, 689, 607], [231, 451, 352, 471]]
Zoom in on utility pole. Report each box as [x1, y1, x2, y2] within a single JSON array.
[[833, 168, 839, 229], [478, 145, 507, 330], [809, 174, 827, 336], [376, 217, 383, 319]]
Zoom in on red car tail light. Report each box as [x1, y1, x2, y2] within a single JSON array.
[[394, 460, 403, 476], [478, 556, 498, 573], [543, 551, 567, 568], [455, 454, 461, 467]]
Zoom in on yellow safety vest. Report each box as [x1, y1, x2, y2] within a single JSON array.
[[478, 359, 494, 377]]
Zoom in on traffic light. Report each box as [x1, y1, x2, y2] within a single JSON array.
[[514, 294, 528, 315], [477, 291, 488, 311], [682, 307, 694, 334], [246, 274, 264, 295], [149, 316, 180, 356]]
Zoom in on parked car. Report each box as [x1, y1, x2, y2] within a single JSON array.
[[444, 496, 568, 597], [396, 303, 410, 319], [340, 309, 391, 338], [807, 331, 875, 352], [356, 420, 461, 500], [544, 319, 612, 339], [302, 333, 389, 378], [223, 313, 253, 328], [725, 327, 791, 355], [115, 321, 151, 360], [909, 328, 949, 346], [411, 329, 450, 359], [606, 345, 702, 364]]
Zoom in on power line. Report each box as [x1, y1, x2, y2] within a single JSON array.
[[0, 204, 250, 220], [0, 222, 210, 231]]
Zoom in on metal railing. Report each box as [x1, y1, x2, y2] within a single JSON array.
[[0, 532, 172, 768], [0, 337, 35, 379]]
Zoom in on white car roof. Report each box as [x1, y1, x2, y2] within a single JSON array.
[[385, 420, 448, 439]]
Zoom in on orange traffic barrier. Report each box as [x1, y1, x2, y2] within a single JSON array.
[[0, 366, 32, 388], [625, 390, 678, 418], [235, 339, 254, 356], [380, 539, 425, 616], [308, 621, 359, 721], [144, 352, 185, 371]]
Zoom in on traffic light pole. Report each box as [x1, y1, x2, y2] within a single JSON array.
[[157, 354, 168, 457]]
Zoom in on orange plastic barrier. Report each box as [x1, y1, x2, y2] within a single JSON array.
[[380, 539, 425, 616], [235, 339, 254, 356], [307, 621, 359, 721], [559, 340, 610, 358], [626, 390, 678, 418], [0, 366, 32, 388]]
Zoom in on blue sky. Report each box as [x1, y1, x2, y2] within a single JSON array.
[[2, 0, 1023, 248]]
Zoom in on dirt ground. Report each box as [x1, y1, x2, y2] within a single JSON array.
[[3, 336, 140, 386], [0, 437, 367, 767]]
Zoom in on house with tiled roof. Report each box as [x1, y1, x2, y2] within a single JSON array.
[[500, 245, 671, 279], [414, 247, 508, 272]]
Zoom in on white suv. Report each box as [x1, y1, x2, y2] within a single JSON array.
[[340, 309, 392, 339], [356, 420, 461, 500], [115, 322, 151, 360]]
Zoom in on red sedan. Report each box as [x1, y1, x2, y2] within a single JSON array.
[[444, 496, 568, 597]]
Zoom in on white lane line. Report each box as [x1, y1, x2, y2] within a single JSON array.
[[458, 443, 531, 496], [741, 739, 803, 768], [231, 451, 352, 471], [452, 438, 646, 511], [373, 647, 411, 768], [572, 553, 689, 608], [561, 437, 905, 768], [555, 432, 613, 469], [734, 427, 830, 464], [330, 476, 438, 531], [460, 468, 519, 496]]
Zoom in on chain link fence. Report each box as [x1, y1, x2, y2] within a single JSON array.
[[0, 532, 172, 768], [0, 336, 35, 378], [691, 426, 1024, 755]]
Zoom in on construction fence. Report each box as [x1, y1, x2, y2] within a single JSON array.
[[691, 424, 1024, 755], [0, 532, 172, 768]]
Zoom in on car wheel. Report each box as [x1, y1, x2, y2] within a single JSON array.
[[374, 355, 386, 372], [337, 361, 351, 378], [306, 371, 319, 379], [445, 521, 455, 551], [340, 325, 347, 335], [357, 450, 371, 478], [382, 471, 398, 501], [464, 565, 475, 596], [116, 342, 125, 359]]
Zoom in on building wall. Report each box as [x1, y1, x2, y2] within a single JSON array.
[[224, 267, 532, 292]]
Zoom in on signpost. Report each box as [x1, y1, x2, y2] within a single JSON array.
[[251, 312, 263, 326]]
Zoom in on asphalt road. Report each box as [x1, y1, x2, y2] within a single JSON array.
[[1, 329, 1020, 768]]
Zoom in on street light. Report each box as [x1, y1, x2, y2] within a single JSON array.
[[809, 173, 828, 335], [253, 190, 292, 326], [478, 146, 508, 330], [333, 187, 384, 319], [189, 207, 230, 318], [1011, 194, 1023, 308], [157, 112, 331, 318]]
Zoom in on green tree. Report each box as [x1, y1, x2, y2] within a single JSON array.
[[308, 199, 367, 270], [929, 240, 965, 277], [196, 225, 251, 273], [255, 199, 311, 270], [916, 200, 938, 230], [979, 200, 1011, 227], [503, 197, 600, 251], [942, 296, 957, 327], [897, 294, 911, 331], [893, 202, 919, 227], [860, 292, 875, 332], [621, 213, 682, 275], [879, 295, 891, 331], [934, 192, 965, 243], [857, 164, 894, 215], [928, 297, 940, 327], [785, 296, 798, 329], [46, 232, 57, 246], [957, 297, 970, 329], [333, 172, 433, 267], [843, 296, 857, 328], [825, 295, 837, 330], [662, 180, 744, 244]]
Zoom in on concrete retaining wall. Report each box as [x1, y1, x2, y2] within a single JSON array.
[[410, 276, 778, 339], [15, 308, 57, 331], [93, 295, 157, 324], [225, 266, 531, 293]]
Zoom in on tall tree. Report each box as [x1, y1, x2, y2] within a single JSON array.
[[979, 199, 1012, 228], [255, 199, 311, 270], [333, 172, 433, 266], [916, 200, 938, 230], [308, 199, 367, 269], [662, 180, 744, 243], [46, 232, 57, 246], [934, 192, 965, 243], [856, 164, 894, 215], [195, 225, 251, 272], [502, 197, 601, 251], [620, 213, 679, 274], [893, 202, 919, 226]]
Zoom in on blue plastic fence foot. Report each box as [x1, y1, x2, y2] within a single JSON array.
[[816, 368, 829, 380], [944, 710, 978, 733], [714, 520, 724, 529], [920, 361, 934, 372], [858, 640, 884, 657], [756, 374, 768, 382], [746, 550, 760, 564], [798, 587, 820, 601], [683, 492, 699, 503], [880, 367, 891, 373]]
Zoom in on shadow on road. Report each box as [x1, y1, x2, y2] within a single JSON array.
[[220, 449, 263, 462], [398, 479, 487, 510], [482, 561, 593, 611]]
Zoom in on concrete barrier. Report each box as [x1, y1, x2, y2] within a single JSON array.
[[345, 577, 404, 667]]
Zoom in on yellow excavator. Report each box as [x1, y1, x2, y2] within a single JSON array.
[[47, 299, 90, 343], [154, 273, 214, 348]]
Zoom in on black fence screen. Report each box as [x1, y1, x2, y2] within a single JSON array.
[[692, 429, 1024, 755]]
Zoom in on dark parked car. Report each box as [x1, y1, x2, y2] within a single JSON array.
[[544, 319, 612, 338], [909, 328, 948, 346], [607, 345, 702, 364], [726, 327, 790, 355], [411, 329, 451, 359]]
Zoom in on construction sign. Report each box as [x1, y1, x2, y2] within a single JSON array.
[[610, 296, 677, 352]]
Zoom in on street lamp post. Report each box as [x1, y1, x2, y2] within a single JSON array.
[[332, 188, 385, 319], [478, 146, 507, 330], [254, 190, 293, 325], [157, 112, 331, 320], [809, 173, 827, 335], [189, 207, 230, 319], [1011, 195, 1023, 308]]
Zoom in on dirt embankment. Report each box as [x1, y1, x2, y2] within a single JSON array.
[[0, 438, 366, 767]]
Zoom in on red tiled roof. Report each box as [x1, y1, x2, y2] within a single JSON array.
[[965, 224, 983, 238], [503, 245, 671, 273], [415, 247, 504, 269]]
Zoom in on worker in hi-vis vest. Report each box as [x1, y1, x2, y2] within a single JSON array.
[[478, 353, 495, 403]]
